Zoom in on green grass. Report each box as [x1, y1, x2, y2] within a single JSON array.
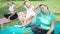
[[0, 0, 60, 30]]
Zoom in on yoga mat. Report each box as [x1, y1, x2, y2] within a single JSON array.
[[1, 24, 60, 34], [0, 18, 10, 24], [54, 24, 60, 34], [0, 18, 60, 34], [0, 26, 33, 34]]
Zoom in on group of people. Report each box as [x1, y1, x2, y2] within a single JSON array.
[[4, 0, 56, 34]]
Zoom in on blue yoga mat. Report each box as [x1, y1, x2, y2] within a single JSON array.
[[0, 17, 40, 34], [0, 24, 60, 34], [54, 24, 60, 34], [0, 18, 60, 34], [0, 26, 33, 34]]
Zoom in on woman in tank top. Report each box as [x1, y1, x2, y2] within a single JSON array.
[[4, 1, 18, 20], [16, 1, 37, 29]]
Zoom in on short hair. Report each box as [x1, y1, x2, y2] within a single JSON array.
[[23, 1, 30, 5], [8, 0, 14, 4], [23, 1, 27, 5], [39, 4, 48, 9]]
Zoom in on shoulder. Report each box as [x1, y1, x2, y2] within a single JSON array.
[[12, 4, 16, 7], [50, 12, 56, 21], [50, 12, 55, 17]]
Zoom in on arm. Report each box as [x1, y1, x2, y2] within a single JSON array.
[[34, 10, 40, 14], [26, 16, 34, 21], [33, 3, 40, 10], [47, 21, 55, 34], [32, 3, 40, 14], [24, 15, 33, 24]]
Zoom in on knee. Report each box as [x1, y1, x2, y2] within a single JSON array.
[[31, 26, 37, 31]]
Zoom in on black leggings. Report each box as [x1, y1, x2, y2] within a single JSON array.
[[4, 13, 18, 20], [31, 26, 54, 34]]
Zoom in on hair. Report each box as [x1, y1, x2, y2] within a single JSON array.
[[8, 0, 14, 4], [39, 4, 48, 9], [11, 1, 14, 4], [23, 1, 29, 5], [23, 1, 27, 5], [39, 4, 50, 13]]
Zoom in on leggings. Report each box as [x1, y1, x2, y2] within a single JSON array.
[[4, 13, 18, 20], [31, 26, 54, 34]]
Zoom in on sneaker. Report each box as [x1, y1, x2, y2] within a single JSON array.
[[14, 25, 22, 28]]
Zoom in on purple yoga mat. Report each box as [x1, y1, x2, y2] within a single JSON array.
[[0, 18, 10, 24]]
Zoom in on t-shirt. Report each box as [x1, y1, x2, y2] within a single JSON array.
[[24, 6, 37, 23], [9, 4, 15, 13], [40, 9, 56, 30]]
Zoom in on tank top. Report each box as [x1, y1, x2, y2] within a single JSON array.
[[9, 4, 15, 13], [24, 6, 37, 23]]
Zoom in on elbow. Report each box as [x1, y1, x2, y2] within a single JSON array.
[[51, 25, 54, 30]]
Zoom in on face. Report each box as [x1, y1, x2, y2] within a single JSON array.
[[41, 5, 48, 12], [24, 2, 30, 8], [8, 2, 12, 6]]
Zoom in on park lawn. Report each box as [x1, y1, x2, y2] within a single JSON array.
[[0, 0, 60, 30]]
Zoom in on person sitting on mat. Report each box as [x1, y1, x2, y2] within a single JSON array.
[[31, 3, 56, 34], [4, 1, 18, 20], [15, 1, 37, 29]]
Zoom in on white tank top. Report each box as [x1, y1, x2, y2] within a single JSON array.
[[9, 4, 15, 13], [24, 6, 37, 22]]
